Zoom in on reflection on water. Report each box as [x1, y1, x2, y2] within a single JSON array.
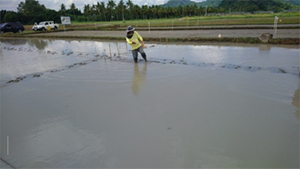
[[0, 39, 130, 86], [1, 39, 299, 87], [258, 44, 271, 51], [131, 63, 147, 96], [1, 38, 299, 168], [27, 39, 49, 50], [1, 39, 50, 50], [0, 38, 27, 45]]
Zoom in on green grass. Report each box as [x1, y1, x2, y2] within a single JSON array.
[[16, 11, 300, 33]]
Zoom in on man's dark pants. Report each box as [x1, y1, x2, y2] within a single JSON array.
[[132, 46, 147, 62]]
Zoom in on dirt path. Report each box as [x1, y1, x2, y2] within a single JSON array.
[[29, 29, 299, 39]]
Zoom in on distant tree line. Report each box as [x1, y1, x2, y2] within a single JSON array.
[[1, 0, 61, 24], [0, 0, 298, 25]]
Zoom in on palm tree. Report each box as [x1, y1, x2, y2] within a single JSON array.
[[126, 0, 134, 20], [70, 3, 76, 20], [116, 0, 125, 21], [60, 3, 66, 15], [84, 4, 91, 21], [132, 5, 141, 19], [192, 4, 198, 16], [91, 4, 98, 21], [157, 6, 163, 19], [199, 6, 205, 16], [177, 5, 183, 18], [107, 0, 116, 21], [96, 2, 106, 21], [141, 5, 148, 19]]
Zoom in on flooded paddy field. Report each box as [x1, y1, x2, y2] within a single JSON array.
[[0, 39, 299, 168]]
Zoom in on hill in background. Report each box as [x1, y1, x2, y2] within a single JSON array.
[[289, 0, 300, 5], [162, 0, 299, 8], [218, 0, 294, 12], [198, 0, 223, 7], [161, 0, 196, 7], [162, 0, 222, 7]]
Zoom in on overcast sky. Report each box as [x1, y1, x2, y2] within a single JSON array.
[[2, 0, 205, 12]]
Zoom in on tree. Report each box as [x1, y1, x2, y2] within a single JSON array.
[[3, 11, 19, 22], [126, 0, 134, 19], [44, 9, 60, 23], [0, 10, 6, 23], [150, 5, 157, 19], [90, 4, 98, 21], [141, 5, 149, 19], [17, 0, 46, 16], [177, 5, 183, 17], [60, 3, 66, 15], [17, 0, 46, 23], [132, 5, 141, 19], [96, 2, 106, 21], [107, 0, 116, 21], [191, 4, 198, 16], [84, 4, 91, 21], [116, 0, 125, 21], [100, 2, 107, 21], [8, 0, 293, 24], [70, 3, 76, 20]]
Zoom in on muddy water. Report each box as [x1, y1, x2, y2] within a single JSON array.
[[0, 39, 299, 168]]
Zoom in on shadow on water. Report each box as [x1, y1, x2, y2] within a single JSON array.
[[131, 63, 147, 96]]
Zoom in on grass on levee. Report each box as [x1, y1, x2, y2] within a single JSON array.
[[10, 11, 300, 34]]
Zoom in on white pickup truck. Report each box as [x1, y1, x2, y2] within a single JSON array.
[[32, 21, 59, 31]]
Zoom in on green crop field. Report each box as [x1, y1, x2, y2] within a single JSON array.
[[16, 11, 300, 33]]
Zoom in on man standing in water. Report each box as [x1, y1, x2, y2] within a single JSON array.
[[126, 26, 147, 63]]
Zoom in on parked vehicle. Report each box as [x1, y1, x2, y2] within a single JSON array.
[[32, 21, 59, 31], [0, 22, 25, 34]]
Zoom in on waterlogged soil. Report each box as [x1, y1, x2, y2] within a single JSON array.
[[28, 29, 300, 39], [0, 39, 299, 168]]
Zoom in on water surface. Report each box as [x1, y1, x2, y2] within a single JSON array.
[[0, 39, 299, 168]]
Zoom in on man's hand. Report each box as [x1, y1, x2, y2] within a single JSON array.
[[141, 41, 146, 48]]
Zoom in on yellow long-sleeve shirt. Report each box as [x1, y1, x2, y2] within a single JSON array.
[[126, 31, 143, 50]]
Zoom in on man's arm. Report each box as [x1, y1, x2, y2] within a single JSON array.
[[135, 32, 145, 47], [126, 37, 134, 45]]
